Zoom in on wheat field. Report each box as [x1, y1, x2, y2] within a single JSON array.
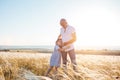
[[0, 52, 120, 80]]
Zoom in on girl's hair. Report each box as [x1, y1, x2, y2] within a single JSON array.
[[56, 39, 62, 43], [56, 39, 62, 48]]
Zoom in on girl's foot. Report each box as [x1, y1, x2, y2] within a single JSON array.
[[54, 71, 58, 74], [45, 73, 49, 77]]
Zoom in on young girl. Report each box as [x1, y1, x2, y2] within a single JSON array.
[[45, 39, 63, 76]]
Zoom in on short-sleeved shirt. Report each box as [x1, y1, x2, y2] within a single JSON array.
[[60, 25, 76, 51]]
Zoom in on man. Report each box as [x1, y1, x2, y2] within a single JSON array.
[[58, 18, 77, 71]]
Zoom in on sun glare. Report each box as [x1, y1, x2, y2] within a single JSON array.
[[67, 6, 120, 48]]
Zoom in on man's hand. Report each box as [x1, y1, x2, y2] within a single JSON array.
[[58, 48, 64, 52], [63, 42, 69, 46]]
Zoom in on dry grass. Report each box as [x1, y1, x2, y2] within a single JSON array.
[[0, 52, 120, 80]]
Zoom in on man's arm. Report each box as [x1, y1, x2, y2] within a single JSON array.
[[58, 34, 62, 39], [63, 32, 76, 46]]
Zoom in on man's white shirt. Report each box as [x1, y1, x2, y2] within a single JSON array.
[[60, 25, 76, 51]]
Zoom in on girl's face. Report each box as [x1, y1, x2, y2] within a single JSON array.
[[56, 39, 62, 47]]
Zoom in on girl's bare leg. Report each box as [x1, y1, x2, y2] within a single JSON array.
[[45, 66, 53, 76], [54, 66, 59, 74]]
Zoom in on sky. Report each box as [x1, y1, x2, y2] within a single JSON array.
[[0, 0, 120, 48]]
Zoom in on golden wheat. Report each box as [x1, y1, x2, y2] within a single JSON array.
[[0, 52, 120, 80]]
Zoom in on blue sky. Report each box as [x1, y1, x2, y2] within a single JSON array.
[[0, 0, 120, 47]]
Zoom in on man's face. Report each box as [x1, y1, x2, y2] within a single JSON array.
[[60, 20, 67, 28]]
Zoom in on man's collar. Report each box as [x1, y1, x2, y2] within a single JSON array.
[[63, 25, 69, 30]]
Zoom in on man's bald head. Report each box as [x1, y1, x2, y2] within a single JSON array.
[[60, 18, 66, 22], [60, 18, 68, 28]]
